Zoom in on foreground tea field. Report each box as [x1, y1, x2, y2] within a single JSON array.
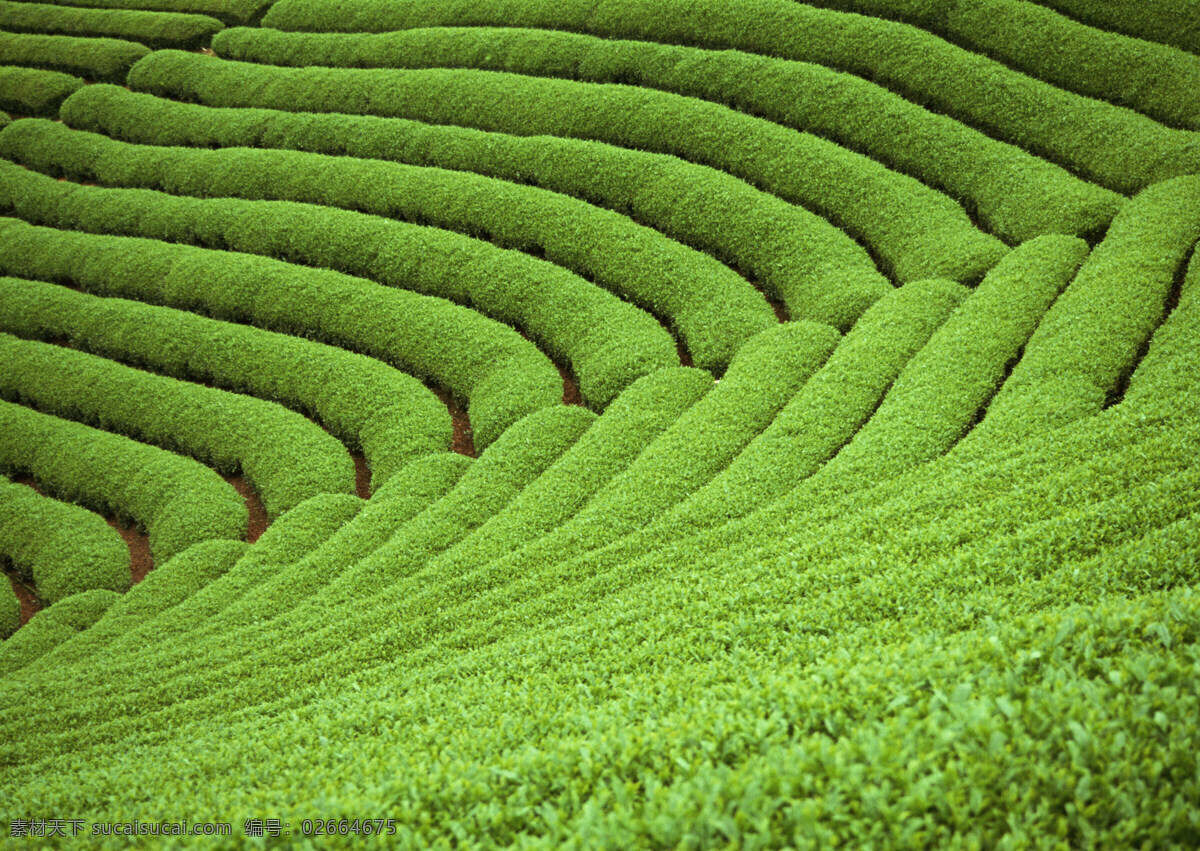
[[1, 0, 1199, 845]]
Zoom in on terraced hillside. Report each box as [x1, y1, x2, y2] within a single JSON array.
[[1, 0, 1199, 845]]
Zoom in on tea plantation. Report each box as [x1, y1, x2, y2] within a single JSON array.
[[1, 0, 1199, 846]]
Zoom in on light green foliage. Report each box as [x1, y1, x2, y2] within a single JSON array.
[[0, 275, 450, 491], [0, 152, 676, 414], [0, 0, 222, 48], [1, 5, 1199, 846], [126, 49, 1008, 285], [61, 84, 889, 329], [0, 31, 149, 82], [0, 399, 245, 562], [2, 119, 772, 372], [978, 175, 1200, 446], [0, 477, 129, 605], [0, 588, 117, 675], [0, 63, 80, 116], [0, 333, 356, 519]]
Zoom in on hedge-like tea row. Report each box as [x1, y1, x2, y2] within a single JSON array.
[[2, 119, 773, 372], [0, 588, 117, 676], [789, 0, 1200, 131], [0, 399, 246, 563], [0, 64, 80, 116], [0, 577, 15, 638], [0, 477, 129, 606], [213, 25, 1123, 244], [26, 538, 247, 672], [60, 85, 890, 330], [1125, 250, 1200, 406], [654, 276, 968, 540], [0, 276, 450, 491], [0, 0, 222, 48], [0, 156, 676, 412], [125, 50, 1009, 285], [0, 333, 357, 519], [1, 0, 273, 26], [978, 175, 1200, 446], [307, 366, 713, 620], [818, 235, 1088, 493], [261, 0, 1200, 195], [1024, 0, 1200, 56], [0, 31, 149, 83], [0, 217, 555, 452], [10, 386, 1195, 768]]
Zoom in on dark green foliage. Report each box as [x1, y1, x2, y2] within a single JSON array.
[[215, 24, 1122, 243], [0, 399, 246, 563], [3, 119, 773, 372], [0, 63, 80, 116], [0, 215, 559, 454], [1, 0, 273, 27], [790, 0, 1200, 130], [62, 85, 889, 330], [1025, 0, 1200, 56], [0, 588, 117, 675], [0, 31, 149, 82], [0, 151, 676, 413], [0, 275, 450, 491], [0, 582, 14, 638], [0, 0, 222, 49], [0, 477, 129, 605], [0, 334, 356, 519], [126, 50, 1008, 285], [262, 0, 1200, 194]]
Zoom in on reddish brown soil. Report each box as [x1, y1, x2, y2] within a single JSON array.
[[676, 339, 695, 368], [352, 452, 371, 500], [7, 573, 39, 628], [432, 386, 476, 458], [109, 519, 154, 584], [224, 474, 270, 543], [557, 362, 584, 407]]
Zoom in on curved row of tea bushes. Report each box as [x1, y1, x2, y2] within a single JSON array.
[[978, 175, 1200, 446], [654, 276, 968, 539], [3, 119, 773, 372], [0, 334, 357, 519], [0, 64, 80, 116], [26, 538, 247, 671], [2, 384, 1192, 728], [261, 0, 1200, 195], [57, 455, 471, 675], [0, 276, 451, 491], [813, 235, 1088, 496], [16, 394, 1195, 756], [0, 588, 117, 675], [213, 25, 1122, 244], [107, 406, 595, 669], [0, 0, 222, 48], [126, 50, 1008, 285], [0, 218, 555, 452], [286, 367, 713, 632], [1025, 0, 1200, 56], [789, 0, 1200, 130], [0, 399, 246, 563], [1, 0, 273, 26], [0, 477, 129, 606], [0, 32, 149, 83], [1125, 251, 1200, 406], [61, 86, 890, 330], [0, 159, 676, 412]]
